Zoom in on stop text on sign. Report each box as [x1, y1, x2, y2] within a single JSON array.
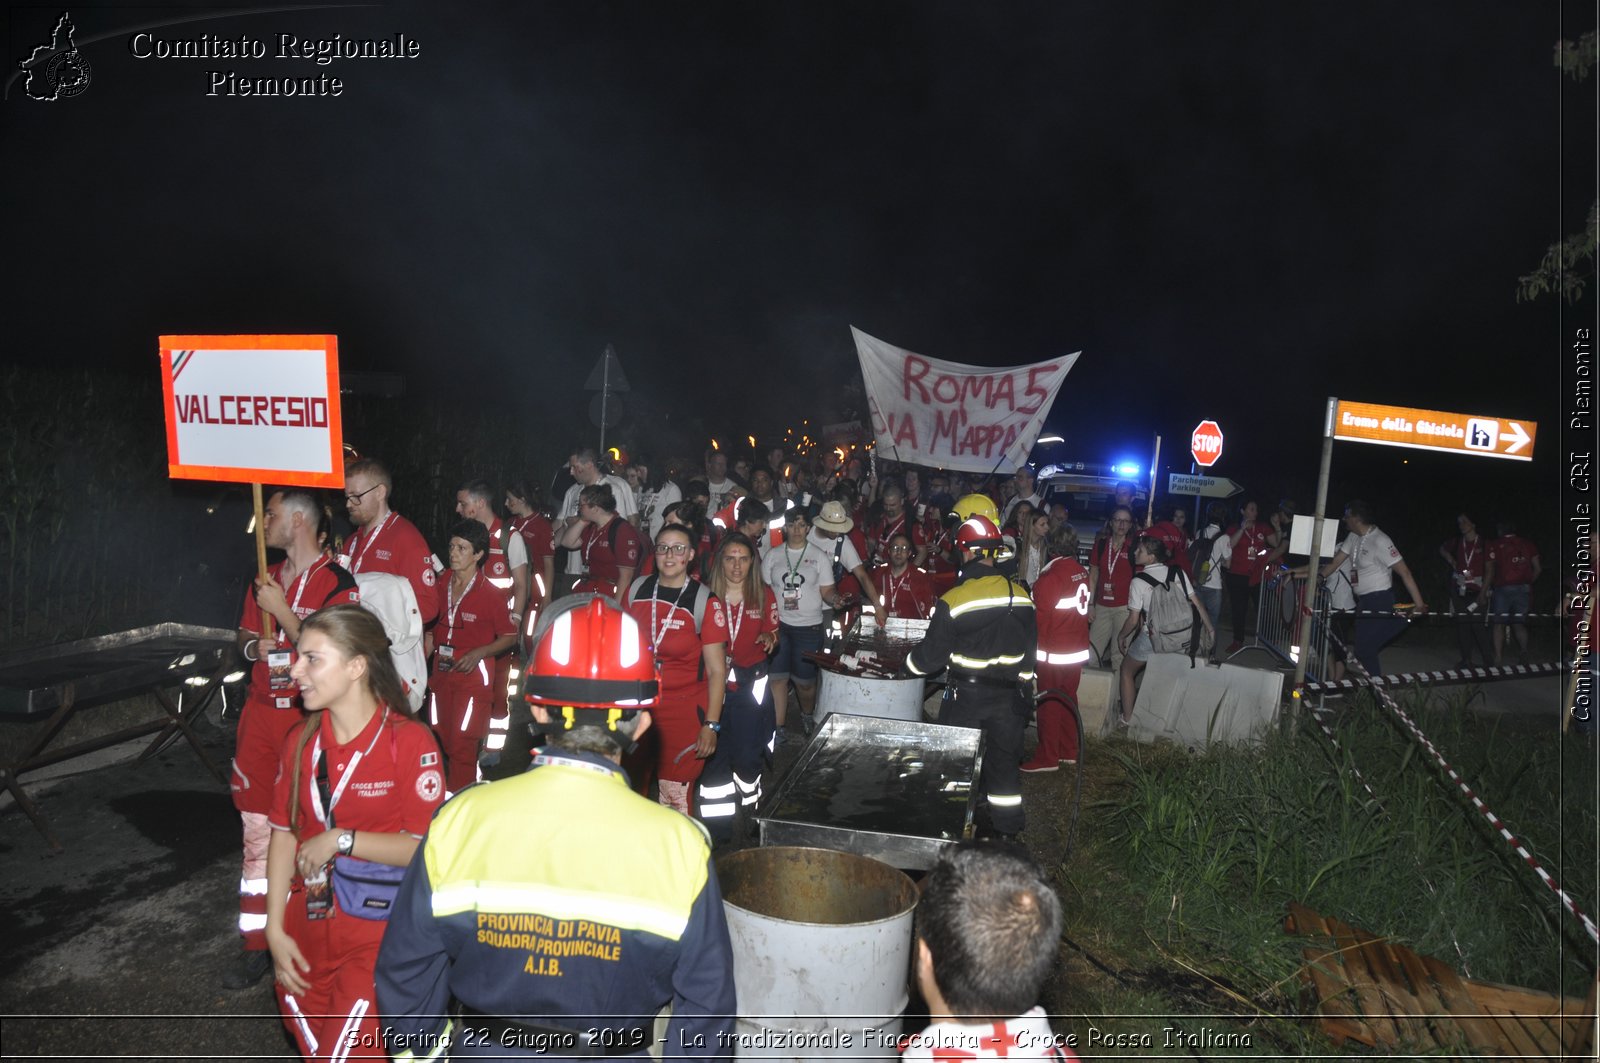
[[160, 334, 344, 488], [1190, 419, 1224, 467]]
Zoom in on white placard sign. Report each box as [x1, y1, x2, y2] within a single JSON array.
[[160, 335, 343, 488]]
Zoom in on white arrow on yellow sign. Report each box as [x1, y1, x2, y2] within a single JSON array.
[[1332, 400, 1537, 461]]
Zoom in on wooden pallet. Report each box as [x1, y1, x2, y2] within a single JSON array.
[[1286, 902, 1596, 1058]]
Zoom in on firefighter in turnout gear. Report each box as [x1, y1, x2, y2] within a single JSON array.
[[374, 595, 737, 1060], [905, 514, 1036, 839]]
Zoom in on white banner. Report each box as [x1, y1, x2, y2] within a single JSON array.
[[852, 326, 1079, 474]]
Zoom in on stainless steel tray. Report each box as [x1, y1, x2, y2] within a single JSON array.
[[757, 712, 983, 870]]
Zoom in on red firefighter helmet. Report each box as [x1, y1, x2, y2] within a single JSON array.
[[523, 595, 659, 727], [954, 514, 1003, 551]]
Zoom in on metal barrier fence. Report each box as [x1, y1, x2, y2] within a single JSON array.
[[1250, 573, 1332, 682]]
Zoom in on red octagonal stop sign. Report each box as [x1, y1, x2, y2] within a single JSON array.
[[1191, 420, 1224, 467]]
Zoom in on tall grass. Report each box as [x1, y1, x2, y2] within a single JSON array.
[[1087, 692, 1596, 1004]]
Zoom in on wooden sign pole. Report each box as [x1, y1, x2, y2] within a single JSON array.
[[252, 482, 272, 639]]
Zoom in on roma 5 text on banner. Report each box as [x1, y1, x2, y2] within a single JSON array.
[[160, 335, 343, 488], [1332, 400, 1536, 462], [852, 326, 1080, 474]]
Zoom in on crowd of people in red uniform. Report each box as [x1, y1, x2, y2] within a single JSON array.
[[223, 439, 1590, 1058]]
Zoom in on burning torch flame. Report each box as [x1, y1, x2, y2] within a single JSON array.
[[711, 439, 720, 451]]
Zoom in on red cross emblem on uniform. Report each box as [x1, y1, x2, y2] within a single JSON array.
[[416, 769, 443, 801], [1058, 581, 1092, 613], [930, 1050, 976, 1063], [977, 1023, 1021, 1057]]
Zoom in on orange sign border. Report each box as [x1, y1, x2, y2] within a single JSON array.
[[160, 334, 343, 488], [1332, 400, 1536, 462]]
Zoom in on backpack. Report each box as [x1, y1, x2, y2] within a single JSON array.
[[627, 575, 711, 633], [627, 575, 712, 681], [351, 571, 429, 713], [1135, 566, 1213, 662], [582, 517, 625, 575], [1190, 527, 1222, 585]]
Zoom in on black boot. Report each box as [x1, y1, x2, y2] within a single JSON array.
[[221, 949, 272, 990]]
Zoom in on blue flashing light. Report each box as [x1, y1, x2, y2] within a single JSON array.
[[1116, 463, 1141, 478]]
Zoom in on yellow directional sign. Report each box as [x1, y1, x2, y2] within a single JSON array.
[[1332, 400, 1536, 461]]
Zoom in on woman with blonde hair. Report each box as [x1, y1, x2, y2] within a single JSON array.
[[264, 605, 445, 1061]]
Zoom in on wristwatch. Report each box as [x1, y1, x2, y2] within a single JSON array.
[[336, 829, 355, 855], [704, 720, 722, 734]]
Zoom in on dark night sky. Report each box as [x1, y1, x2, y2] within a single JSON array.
[[3, 1, 1595, 541]]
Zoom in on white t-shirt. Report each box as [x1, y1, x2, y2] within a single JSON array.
[[642, 480, 682, 541], [1128, 561, 1170, 616], [706, 477, 739, 514], [501, 528, 529, 570], [809, 529, 864, 574], [762, 542, 834, 627], [1340, 527, 1401, 596], [1325, 556, 1357, 611], [559, 474, 637, 519]]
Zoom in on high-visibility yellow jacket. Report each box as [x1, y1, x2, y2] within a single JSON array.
[[375, 749, 736, 1060]]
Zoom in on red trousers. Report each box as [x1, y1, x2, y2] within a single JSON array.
[[652, 691, 707, 785], [275, 891, 388, 1062], [429, 665, 492, 792], [234, 695, 305, 950], [1034, 663, 1083, 763], [233, 695, 307, 815]]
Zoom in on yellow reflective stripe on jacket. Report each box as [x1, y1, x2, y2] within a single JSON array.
[[431, 881, 690, 941], [942, 575, 1034, 619]]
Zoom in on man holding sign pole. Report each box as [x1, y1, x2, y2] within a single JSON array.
[[225, 489, 360, 989]]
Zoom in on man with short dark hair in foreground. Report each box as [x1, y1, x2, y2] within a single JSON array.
[[902, 841, 1077, 1062]]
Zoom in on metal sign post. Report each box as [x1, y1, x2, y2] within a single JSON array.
[[1291, 399, 1338, 702], [1189, 419, 1224, 530], [584, 345, 630, 455]]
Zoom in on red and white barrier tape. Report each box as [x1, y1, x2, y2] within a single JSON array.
[[1321, 632, 1599, 945], [1304, 660, 1568, 693], [1338, 608, 1567, 622], [1293, 690, 1474, 971]]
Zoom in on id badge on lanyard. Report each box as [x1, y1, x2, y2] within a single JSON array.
[[268, 650, 295, 691], [435, 643, 455, 671]]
